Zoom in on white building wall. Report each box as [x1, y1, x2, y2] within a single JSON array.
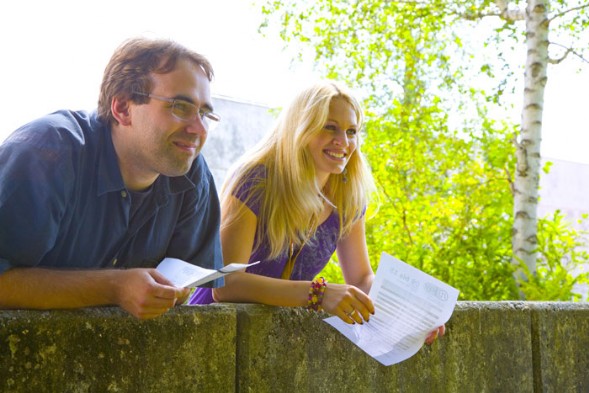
[[539, 158, 589, 230], [202, 96, 276, 189], [539, 158, 589, 299]]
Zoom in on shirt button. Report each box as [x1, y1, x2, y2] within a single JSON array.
[[112, 258, 118, 266], [121, 191, 127, 198]]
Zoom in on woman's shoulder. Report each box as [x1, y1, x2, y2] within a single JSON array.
[[234, 164, 266, 193], [244, 164, 267, 181], [232, 164, 267, 214]]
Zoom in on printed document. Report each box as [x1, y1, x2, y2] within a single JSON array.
[[156, 257, 259, 288], [324, 252, 459, 366]]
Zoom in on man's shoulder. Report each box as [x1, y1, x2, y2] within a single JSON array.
[[5, 110, 106, 149], [37, 110, 105, 141], [0, 110, 112, 180]]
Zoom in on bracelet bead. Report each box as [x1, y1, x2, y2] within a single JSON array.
[[307, 277, 327, 311]]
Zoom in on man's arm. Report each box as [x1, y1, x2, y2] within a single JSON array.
[[0, 267, 190, 319]]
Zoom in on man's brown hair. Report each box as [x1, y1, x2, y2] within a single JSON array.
[[97, 37, 214, 125]]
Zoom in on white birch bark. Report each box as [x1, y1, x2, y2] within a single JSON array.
[[512, 0, 549, 286]]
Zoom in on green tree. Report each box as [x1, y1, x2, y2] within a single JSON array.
[[259, 0, 589, 300], [520, 211, 589, 300]]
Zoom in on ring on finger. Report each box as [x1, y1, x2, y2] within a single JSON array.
[[345, 310, 355, 318]]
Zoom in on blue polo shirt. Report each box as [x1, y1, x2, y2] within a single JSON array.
[[0, 110, 223, 287]]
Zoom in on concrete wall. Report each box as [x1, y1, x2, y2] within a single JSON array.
[[2, 302, 588, 392]]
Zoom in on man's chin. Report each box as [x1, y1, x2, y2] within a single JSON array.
[[164, 162, 195, 178]]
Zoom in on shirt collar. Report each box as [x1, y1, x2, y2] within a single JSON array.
[[96, 116, 126, 197]]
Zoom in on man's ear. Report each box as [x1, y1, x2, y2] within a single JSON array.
[[111, 96, 132, 126]]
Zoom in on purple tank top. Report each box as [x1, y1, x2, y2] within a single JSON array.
[[188, 166, 340, 305]]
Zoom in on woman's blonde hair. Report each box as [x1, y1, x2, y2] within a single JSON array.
[[221, 81, 375, 259]]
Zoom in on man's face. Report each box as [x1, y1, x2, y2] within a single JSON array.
[[123, 58, 213, 186]]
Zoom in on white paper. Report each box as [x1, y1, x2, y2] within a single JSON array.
[[324, 252, 459, 366], [156, 257, 259, 288]]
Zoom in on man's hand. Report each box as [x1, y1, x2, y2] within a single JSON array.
[[113, 269, 191, 319], [0, 267, 189, 319]]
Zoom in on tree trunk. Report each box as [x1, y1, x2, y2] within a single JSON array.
[[512, 0, 549, 291]]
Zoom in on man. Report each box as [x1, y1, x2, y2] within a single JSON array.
[[0, 37, 223, 319]]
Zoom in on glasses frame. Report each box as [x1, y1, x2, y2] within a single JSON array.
[[133, 92, 221, 127]]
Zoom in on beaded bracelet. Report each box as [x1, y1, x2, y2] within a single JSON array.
[[307, 277, 327, 311]]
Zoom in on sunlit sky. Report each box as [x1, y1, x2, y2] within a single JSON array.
[[1, 0, 588, 164]]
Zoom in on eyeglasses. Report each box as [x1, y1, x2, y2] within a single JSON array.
[[134, 92, 221, 130]]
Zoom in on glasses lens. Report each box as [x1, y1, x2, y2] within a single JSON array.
[[169, 99, 220, 131], [171, 101, 197, 121]]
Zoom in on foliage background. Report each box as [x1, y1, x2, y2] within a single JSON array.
[[259, 0, 589, 301]]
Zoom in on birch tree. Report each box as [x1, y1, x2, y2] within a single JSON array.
[[480, 0, 588, 286]]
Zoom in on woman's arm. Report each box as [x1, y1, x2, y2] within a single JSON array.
[[213, 197, 374, 323], [336, 216, 444, 344], [212, 196, 311, 306], [335, 216, 375, 294]]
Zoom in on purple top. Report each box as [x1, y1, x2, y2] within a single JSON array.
[[188, 166, 340, 305]]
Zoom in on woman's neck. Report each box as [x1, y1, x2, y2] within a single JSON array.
[[317, 172, 330, 189]]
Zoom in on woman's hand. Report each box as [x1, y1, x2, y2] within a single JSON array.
[[424, 325, 446, 345], [321, 283, 375, 324]]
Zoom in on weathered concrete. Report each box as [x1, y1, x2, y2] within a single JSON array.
[[530, 302, 589, 392], [1, 302, 588, 392], [235, 302, 535, 393], [0, 305, 236, 393]]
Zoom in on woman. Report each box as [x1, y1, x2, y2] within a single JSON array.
[[190, 81, 444, 340]]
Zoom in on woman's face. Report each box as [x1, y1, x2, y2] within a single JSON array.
[[307, 97, 358, 186]]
